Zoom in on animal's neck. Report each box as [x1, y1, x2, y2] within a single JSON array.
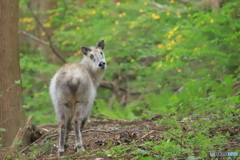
[[80, 57, 104, 87]]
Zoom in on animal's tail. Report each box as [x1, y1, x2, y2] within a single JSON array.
[[67, 77, 80, 93]]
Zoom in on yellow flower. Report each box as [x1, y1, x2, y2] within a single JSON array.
[[119, 12, 126, 17], [41, 32, 46, 36], [122, 43, 126, 47], [62, 41, 67, 45], [130, 59, 135, 62], [76, 26, 80, 30], [170, 40, 175, 44], [60, 27, 65, 31], [173, 26, 179, 31], [166, 12, 170, 16], [139, 9, 144, 13], [43, 23, 51, 28], [129, 24, 134, 28], [210, 19, 214, 23], [167, 47, 172, 50], [158, 63, 163, 68], [116, 2, 121, 6], [170, 58, 174, 63], [165, 55, 169, 61], [176, 34, 182, 40], [166, 43, 171, 47], [157, 44, 163, 48], [34, 93, 39, 97], [177, 69, 182, 73], [112, 27, 116, 31], [175, 56, 179, 59], [72, 41, 76, 45], [77, 19, 84, 22], [74, 50, 81, 56], [26, 24, 34, 31], [115, 21, 119, 25], [177, 13, 181, 18], [144, 2, 148, 5], [152, 13, 160, 19], [187, 14, 191, 17], [91, 10, 96, 15], [170, 0, 174, 3], [22, 18, 33, 23]]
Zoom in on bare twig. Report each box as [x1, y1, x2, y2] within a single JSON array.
[[43, 129, 162, 141], [20, 128, 57, 153], [34, 145, 52, 160], [19, 30, 49, 46], [149, 1, 184, 12], [37, 123, 58, 129]]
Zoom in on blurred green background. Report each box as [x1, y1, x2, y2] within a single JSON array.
[[19, 0, 240, 124]]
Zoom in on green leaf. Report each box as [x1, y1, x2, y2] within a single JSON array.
[[14, 80, 21, 84], [0, 128, 6, 132]]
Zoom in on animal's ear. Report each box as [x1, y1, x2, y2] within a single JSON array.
[[81, 46, 91, 55], [96, 40, 105, 50]]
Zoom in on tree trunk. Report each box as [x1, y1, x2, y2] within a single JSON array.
[[0, 0, 26, 147]]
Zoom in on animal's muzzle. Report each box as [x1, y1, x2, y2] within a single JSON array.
[[98, 61, 106, 69]]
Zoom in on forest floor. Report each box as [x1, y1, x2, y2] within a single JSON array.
[[20, 114, 240, 160]]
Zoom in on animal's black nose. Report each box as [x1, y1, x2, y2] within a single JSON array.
[[98, 61, 106, 69]]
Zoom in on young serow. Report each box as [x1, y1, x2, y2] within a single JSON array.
[[49, 40, 106, 156]]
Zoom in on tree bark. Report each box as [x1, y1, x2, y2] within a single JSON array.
[[0, 0, 26, 147]]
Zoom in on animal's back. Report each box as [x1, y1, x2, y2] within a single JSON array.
[[49, 63, 95, 117]]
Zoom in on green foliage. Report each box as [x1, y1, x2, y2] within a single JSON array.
[[18, 0, 239, 158]]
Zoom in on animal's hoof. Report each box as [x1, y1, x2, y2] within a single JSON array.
[[74, 144, 85, 152], [58, 151, 63, 156], [58, 148, 64, 156]]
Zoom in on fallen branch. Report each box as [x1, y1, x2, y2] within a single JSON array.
[[10, 115, 32, 150], [149, 1, 184, 12], [37, 123, 58, 129], [19, 30, 49, 46], [20, 128, 57, 153]]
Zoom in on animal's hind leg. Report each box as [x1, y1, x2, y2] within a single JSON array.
[[64, 120, 71, 150], [73, 108, 87, 152], [58, 123, 66, 156], [58, 111, 71, 156]]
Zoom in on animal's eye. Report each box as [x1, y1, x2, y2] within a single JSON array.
[[90, 54, 94, 59], [100, 52, 103, 55]]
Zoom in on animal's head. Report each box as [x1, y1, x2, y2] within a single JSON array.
[[81, 40, 107, 72]]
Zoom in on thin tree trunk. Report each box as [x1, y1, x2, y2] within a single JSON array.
[[0, 0, 26, 147]]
